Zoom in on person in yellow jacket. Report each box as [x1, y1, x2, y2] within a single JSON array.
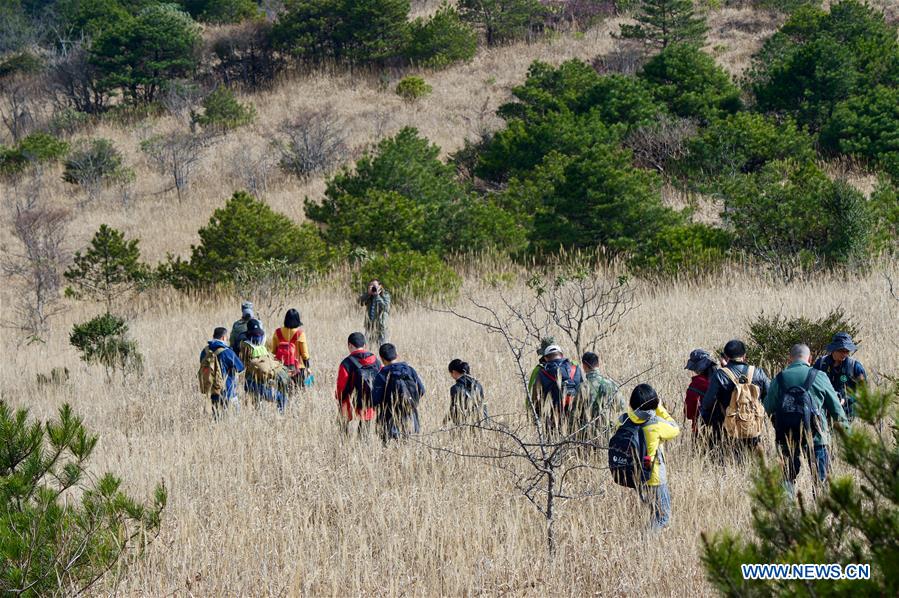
[[618, 384, 680, 530], [268, 308, 310, 390]]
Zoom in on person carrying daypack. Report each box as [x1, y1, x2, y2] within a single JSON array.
[[229, 301, 261, 352], [446, 359, 487, 427], [813, 332, 867, 421], [335, 332, 382, 434], [269, 308, 311, 392], [609, 384, 680, 531], [531, 345, 583, 434], [684, 349, 717, 438], [580, 351, 622, 441], [239, 319, 289, 414], [372, 343, 425, 443], [199, 326, 245, 419], [700, 339, 770, 460], [764, 344, 849, 498]]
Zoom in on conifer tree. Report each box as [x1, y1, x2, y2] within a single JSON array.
[[64, 224, 148, 312], [620, 0, 708, 49]]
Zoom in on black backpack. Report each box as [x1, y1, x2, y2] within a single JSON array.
[[774, 369, 822, 443], [347, 354, 379, 411], [608, 417, 650, 488], [385, 369, 422, 418]]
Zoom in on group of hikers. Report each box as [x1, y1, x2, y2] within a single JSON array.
[[197, 280, 868, 531]]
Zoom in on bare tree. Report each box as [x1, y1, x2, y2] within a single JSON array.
[[1, 200, 70, 340], [230, 143, 278, 198], [624, 115, 697, 175], [160, 81, 206, 126], [46, 43, 109, 115], [0, 76, 43, 143], [140, 131, 213, 201], [275, 111, 348, 181]]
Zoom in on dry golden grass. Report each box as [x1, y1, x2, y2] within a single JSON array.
[[1, 265, 897, 596]]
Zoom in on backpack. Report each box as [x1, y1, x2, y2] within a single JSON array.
[[450, 376, 486, 423], [198, 347, 227, 396], [347, 354, 379, 411], [540, 360, 581, 409], [774, 368, 822, 444], [274, 328, 301, 370], [384, 369, 421, 419], [608, 417, 650, 488], [230, 320, 248, 351], [244, 344, 281, 382], [721, 366, 766, 439]]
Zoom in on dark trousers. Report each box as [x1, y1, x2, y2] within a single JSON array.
[[779, 440, 830, 497]]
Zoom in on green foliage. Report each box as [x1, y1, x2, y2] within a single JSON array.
[[701, 381, 899, 595], [307, 127, 523, 255], [721, 160, 873, 280], [0, 133, 69, 177], [191, 86, 256, 131], [176, 191, 334, 287], [639, 43, 742, 122], [69, 313, 143, 378], [272, 0, 411, 65], [458, 0, 547, 46], [405, 3, 477, 68], [869, 178, 899, 255], [0, 403, 166, 596], [48, 108, 92, 137], [619, 0, 709, 49], [749, 0, 899, 132], [683, 112, 814, 179], [629, 221, 731, 276], [89, 3, 201, 104], [62, 138, 131, 200], [0, 51, 43, 79], [353, 250, 461, 303], [64, 224, 149, 310], [745, 309, 859, 374], [820, 85, 899, 181], [57, 0, 131, 39], [177, 0, 260, 24], [394, 75, 432, 103]]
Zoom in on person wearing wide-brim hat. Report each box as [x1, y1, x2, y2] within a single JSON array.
[[683, 349, 718, 437], [813, 332, 867, 420]]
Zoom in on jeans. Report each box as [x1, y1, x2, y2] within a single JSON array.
[[780, 442, 830, 497], [646, 484, 671, 530]]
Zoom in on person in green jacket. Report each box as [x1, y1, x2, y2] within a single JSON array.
[[360, 279, 390, 349], [580, 351, 622, 439], [763, 344, 850, 497]]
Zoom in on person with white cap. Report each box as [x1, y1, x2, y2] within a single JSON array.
[[529, 343, 584, 434], [813, 332, 867, 420], [229, 301, 264, 352]]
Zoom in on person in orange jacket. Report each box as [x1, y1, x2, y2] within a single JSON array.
[[269, 308, 310, 391]]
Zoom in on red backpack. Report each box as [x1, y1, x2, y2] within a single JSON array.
[[274, 328, 301, 369]]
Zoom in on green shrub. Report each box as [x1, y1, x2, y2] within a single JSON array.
[[395, 75, 432, 103], [405, 3, 477, 68], [62, 138, 131, 201], [458, 0, 547, 46], [48, 107, 92, 137], [191, 86, 256, 131], [619, 0, 708, 49], [639, 43, 742, 122], [745, 309, 860, 385], [721, 160, 873, 280], [176, 190, 334, 287], [0, 403, 166, 595], [629, 222, 731, 276], [272, 0, 411, 65], [64, 224, 149, 310], [353, 250, 461, 303], [177, 0, 260, 23], [820, 85, 899, 180], [869, 178, 898, 255], [58, 0, 132, 39], [0, 51, 43, 79], [69, 313, 143, 379], [683, 112, 814, 179], [0, 133, 69, 177]]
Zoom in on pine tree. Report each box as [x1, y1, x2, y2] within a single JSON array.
[[620, 0, 708, 49], [64, 224, 149, 312]]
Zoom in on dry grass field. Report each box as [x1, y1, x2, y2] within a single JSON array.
[[1, 264, 897, 595]]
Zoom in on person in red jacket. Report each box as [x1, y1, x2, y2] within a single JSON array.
[[684, 349, 717, 437], [335, 332, 382, 434]]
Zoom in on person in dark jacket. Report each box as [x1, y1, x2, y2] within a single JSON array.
[[813, 332, 867, 420], [335, 332, 382, 433], [359, 280, 390, 348], [530, 345, 584, 434], [200, 327, 245, 419], [446, 359, 487, 426], [229, 301, 262, 351], [700, 339, 770, 457], [372, 343, 425, 442], [684, 349, 717, 438]]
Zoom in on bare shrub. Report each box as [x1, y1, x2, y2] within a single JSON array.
[[206, 21, 283, 91], [542, 0, 616, 32], [593, 40, 648, 75], [624, 115, 698, 175], [0, 76, 44, 143], [160, 80, 206, 126], [1, 199, 70, 340], [229, 143, 278, 198], [275, 112, 348, 181], [63, 138, 133, 204], [141, 131, 213, 201], [46, 44, 109, 115]]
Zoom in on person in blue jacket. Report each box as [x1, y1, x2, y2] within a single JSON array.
[[372, 343, 425, 442], [813, 332, 867, 420], [200, 327, 245, 419]]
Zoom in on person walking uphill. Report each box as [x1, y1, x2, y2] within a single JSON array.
[[335, 332, 382, 434], [580, 351, 622, 439], [684, 349, 717, 438], [198, 327, 245, 419], [360, 280, 390, 348], [813, 332, 867, 420], [372, 343, 425, 442], [269, 308, 310, 391], [765, 344, 849, 498], [530, 345, 583, 435], [446, 359, 487, 427], [230, 301, 262, 351], [239, 318, 289, 413]]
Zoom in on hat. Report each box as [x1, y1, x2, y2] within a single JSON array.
[[246, 318, 263, 336], [685, 349, 716, 372], [825, 332, 857, 353], [542, 345, 563, 358], [241, 301, 254, 318], [537, 337, 556, 356]]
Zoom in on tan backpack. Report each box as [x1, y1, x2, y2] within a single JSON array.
[[721, 366, 766, 439], [198, 347, 227, 396]]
